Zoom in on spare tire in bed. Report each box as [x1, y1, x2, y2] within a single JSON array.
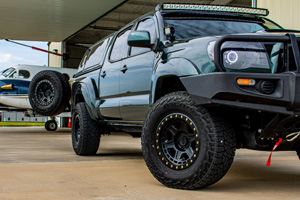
[[29, 70, 71, 116]]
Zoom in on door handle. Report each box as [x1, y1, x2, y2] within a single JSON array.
[[101, 71, 106, 78], [121, 65, 128, 73]]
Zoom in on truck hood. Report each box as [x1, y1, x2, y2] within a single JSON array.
[[162, 32, 289, 74]]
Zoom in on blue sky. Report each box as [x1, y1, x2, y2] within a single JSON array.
[[0, 40, 48, 72]]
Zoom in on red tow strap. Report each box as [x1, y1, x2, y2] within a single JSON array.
[[266, 138, 283, 166]]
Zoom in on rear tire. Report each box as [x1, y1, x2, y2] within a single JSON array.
[[71, 102, 100, 155], [142, 92, 236, 189]]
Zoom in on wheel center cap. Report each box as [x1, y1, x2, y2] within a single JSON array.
[[178, 134, 189, 148]]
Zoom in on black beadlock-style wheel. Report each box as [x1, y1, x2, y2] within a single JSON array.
[[28, 70, 70, 116], [155, 113, 200, 170], [71, 102, 101, 155], [142, 92, 236, 189], [45, 120, 58, 131]]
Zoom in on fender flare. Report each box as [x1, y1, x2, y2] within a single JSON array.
[[150, 57, 200, 104], [72, 77, 99, 121]]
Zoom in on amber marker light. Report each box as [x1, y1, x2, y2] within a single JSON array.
[[237, 78, 256, 86]]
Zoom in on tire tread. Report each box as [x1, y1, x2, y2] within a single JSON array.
[[142, 92, 236, 189]]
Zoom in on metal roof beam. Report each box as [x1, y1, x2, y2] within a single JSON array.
[[211, 0, 233, 5]]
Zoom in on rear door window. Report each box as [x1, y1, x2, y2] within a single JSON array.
[[110, 27, 132, 61], [85, 37, 110, 69]]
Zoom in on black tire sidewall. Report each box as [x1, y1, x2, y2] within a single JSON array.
[[71, 103, 81, 152], [144, 98, 210, 181], [142, 92, 236, 189], [29, 70, 68, 116], [45, 120, 57, 131], [71, 102, 100, 155]]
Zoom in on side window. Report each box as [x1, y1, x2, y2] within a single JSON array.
[[130, 18, 156, 56], [2, 68, 15, 77], [85, 37, 110, 68], [9, 71, 17, 78], [110, 27, 132, 61], [18, 70, 30, 79], [78, 50, 90, 69]]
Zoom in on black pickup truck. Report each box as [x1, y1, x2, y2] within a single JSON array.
[[70, 3, 300, 189]]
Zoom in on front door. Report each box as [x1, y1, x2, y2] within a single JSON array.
[[120, 17, 157, 121]]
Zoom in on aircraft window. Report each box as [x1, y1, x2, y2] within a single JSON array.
[[2, 67, 15, 77], [9, 71, 17, 78], [19, 70, 30, 79]]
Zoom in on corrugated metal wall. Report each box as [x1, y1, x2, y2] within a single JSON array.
[[257, 0, 300, 30]]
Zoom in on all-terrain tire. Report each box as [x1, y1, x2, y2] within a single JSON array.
[[28, 70, 70, 116], [71, 102, 100, 155], [142, 92, 236, 189]]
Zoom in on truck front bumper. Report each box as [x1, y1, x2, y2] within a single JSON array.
[[180, 72, 300, 115]]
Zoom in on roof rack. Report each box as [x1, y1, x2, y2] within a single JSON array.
[[156, 3, 269, 16]]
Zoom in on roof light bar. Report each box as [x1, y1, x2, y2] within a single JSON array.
[[161, 3, 269, 16]]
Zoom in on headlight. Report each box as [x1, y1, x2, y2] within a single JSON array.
[[208, 41, 270, 72], [222, 42, 270, 71]]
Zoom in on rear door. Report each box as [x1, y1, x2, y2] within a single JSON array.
[[99, 26, 132, 119]]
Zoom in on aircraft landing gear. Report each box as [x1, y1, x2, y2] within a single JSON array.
[[45, 117, 58, 131]]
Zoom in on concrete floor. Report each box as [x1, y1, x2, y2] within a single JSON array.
[[0, 127, 300, 200]]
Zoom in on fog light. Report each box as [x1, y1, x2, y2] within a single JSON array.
[[259, 80, 275, 94]]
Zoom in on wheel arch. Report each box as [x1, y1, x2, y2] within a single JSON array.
[[153, 75, 187, 103], [151, 57, 200, 104], [72, 78, 98, 121]]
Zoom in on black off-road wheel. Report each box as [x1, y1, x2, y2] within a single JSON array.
[[142, 92, 236, 189], [45, 120, 58, 131], [29, 70, 70, 116], [71, 102, 100, 155]]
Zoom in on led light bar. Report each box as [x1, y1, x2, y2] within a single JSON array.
[[161, 3, 269, 16]]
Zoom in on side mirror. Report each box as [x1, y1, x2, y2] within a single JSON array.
[[128, 31, 151, 47]]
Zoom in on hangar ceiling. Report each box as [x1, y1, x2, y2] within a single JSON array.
[[63, 0, 251, 69], [65, 0, 251, 45], [0, 0, 125, 42], [0, 0, 251, 69]]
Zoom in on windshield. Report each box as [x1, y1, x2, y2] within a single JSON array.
[[1, 67, 15, 77], [164, 19, 282, 40]]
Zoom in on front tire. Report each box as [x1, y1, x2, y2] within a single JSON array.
[[71, 102, 100, 155], [142, 92, 236, 189]]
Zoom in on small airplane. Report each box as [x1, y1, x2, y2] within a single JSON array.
[[0, 64, 77, 130]]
